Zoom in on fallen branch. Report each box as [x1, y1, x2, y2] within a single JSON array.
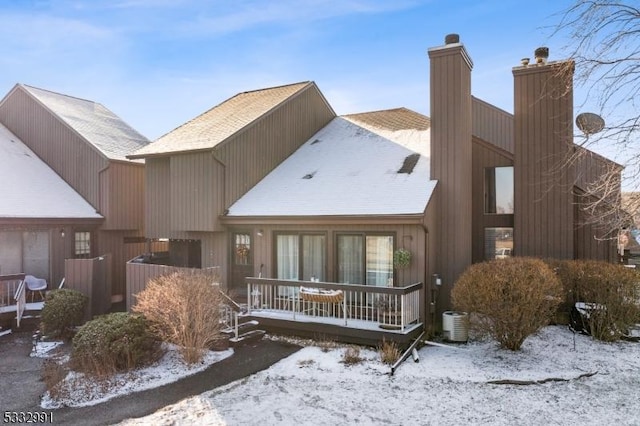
[[487, 371, 597, 386]]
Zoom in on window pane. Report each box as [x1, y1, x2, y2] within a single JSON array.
[[234, 233, 251, 265], [302, 235, 325, 281], [485, 227, 513, 260], [485, 167, 514, 214], [338, 235, 363, 284], [276, 235, 299, 280], [366, 236, 393, 286], [75, 232, 91, 259]]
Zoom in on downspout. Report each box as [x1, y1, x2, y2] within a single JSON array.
[[421, 224, 434, 335]]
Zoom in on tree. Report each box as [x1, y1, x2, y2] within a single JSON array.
[[553, 1, 640, 238]]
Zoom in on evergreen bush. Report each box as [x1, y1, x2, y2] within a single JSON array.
[[41, 289, 87, 339], [72, 312, 160, 377]]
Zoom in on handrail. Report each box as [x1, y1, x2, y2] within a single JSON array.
[[219, 290, 243, 313], [245, 277, 423, 295], [13, 279, 25, 301], [245, 278, 423, 330], [14, 279, 26, 328]]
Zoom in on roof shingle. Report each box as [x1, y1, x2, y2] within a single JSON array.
[[22, 85, 150, 161], [131, 82, 312, 158]]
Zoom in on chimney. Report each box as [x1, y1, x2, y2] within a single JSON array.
[[534, 47, 549, 65], [428, 34, 473, 310], [513, 48, 575, 259]]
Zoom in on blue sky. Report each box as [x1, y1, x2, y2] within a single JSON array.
[[0, 0, 580, 142]]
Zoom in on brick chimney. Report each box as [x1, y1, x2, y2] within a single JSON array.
[[428, 34, 473, 309], [513, 48, 575, 259]]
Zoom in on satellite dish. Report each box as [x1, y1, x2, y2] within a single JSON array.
[[576, 112, 605, 136]]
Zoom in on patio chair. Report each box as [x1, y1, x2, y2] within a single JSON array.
[[25, 275, 47, 302]]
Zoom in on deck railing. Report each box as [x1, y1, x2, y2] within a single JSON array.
[[245, 278, 423, 331], [14, 279, 26, 328]]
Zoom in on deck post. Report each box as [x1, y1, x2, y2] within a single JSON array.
[[343, 297, 347, 326]]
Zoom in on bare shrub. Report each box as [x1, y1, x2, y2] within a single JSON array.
[[315, 335, 339, 353], [378, 339, 401, 365], [341, 346, 363, 365], [133, 272, 224, 364], [452, 257, 562, 351], [42, 359, 69, 401], [297, 359, 315, 367], [553, 260, 640, 341]]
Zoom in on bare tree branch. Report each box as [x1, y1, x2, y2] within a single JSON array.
[[552, 1, 640, 241]]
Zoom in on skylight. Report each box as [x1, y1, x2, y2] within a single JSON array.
[[397, 153, 420, 174]]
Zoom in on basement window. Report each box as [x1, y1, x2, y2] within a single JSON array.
[[397, 153, 420, 174]]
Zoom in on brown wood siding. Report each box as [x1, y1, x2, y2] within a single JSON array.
[[0, 87, 107, 208], [218, 85, 335, 208], [573, 150, 618, 261], [513, 62, 575, 259], [104, 162, 145, 230], [65, 254, 112, 319], [471, 141, 514, 262], [246, 223, 426, 287], [472, 96, 514, 154], [574, 194, 616, 261], [96, 230, 150, 298], [422, 195, 439, 329], [170, 153, 224, 232], [125, 263, 220, 311], [428, 44, 473, 309], [145, 158, 171, 238]]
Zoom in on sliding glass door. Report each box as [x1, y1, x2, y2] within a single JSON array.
[[276, 233, 326, 281], [337, 234, 394, 286]]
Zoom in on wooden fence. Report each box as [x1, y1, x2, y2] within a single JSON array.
[[125, 259, 220, 311], [65, 254, 112, 320]]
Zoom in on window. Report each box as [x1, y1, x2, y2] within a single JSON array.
[[234, 233, 251, 265], [337, 234, 394, 286], [485, 166, 514, 214], [276, 233, 326, 281], [74, 232, 91, 259], [485, 227, 513, 260]]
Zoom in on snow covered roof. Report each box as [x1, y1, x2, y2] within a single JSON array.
[[0, 123, 103, 219], [21, 85, 150, 161], [227, 110, 435, 217], [131, 82, 313, 158]]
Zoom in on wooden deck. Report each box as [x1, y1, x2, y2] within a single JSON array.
[[244, 277, 425, 347]]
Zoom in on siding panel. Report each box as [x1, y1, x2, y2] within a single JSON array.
[[513, 62, 574, 259], [219, 84, 336, 208], [428, 44, 473, 310], [145, 158, 171, 238], [0, 87, 107, 208], [471, 141, 514, 262]]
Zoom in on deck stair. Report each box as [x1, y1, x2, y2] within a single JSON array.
[[219, 292, 266, 347], [13, 309, 41, 332]]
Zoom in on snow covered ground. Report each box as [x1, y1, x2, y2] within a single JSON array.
[[36, 343, 233, 409], [113, 326, 640, 426]]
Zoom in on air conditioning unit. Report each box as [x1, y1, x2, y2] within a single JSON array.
[[442, 311, 469, 342]]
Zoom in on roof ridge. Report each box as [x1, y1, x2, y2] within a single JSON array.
[[20, 84, 101, 107], [152, 81, 313, 144], [343, 106, 413, 117]]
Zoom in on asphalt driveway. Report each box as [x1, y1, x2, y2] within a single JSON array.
[[0, 332, 300, 425]]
